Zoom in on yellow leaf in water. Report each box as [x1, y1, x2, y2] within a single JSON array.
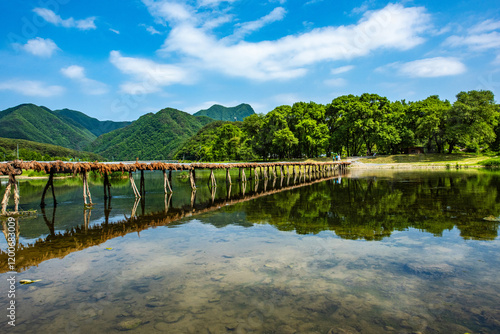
[[20, 279, 41, 285], [105, 247, 113, 250]]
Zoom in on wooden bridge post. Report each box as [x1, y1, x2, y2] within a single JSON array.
[[129, 172, 141, 198], [139, 170, 145, 196], [40, 169, 57, 208], [163, 170, 173, 193], [103, 171, 111, 199], [1, 174, 17, 215], [226, 168, 232, 185], [209, 169, 217, 188], [82, 171, 93, 206], [254, 167, 259, 181], [189, 169, 196, 190], [241, 168, 247, 183]]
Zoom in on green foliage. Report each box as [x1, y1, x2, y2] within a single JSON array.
[[193, 103, 255, 121], [0, 104, 97, 150], [178, 90, 500, 161], [174, 121, 257, 161], [0, 137, 104, 161], [480, 157, 500, 167], [90, 108, 214, 160], [446, 90, 500, 153], [54, 108, 131, 137]]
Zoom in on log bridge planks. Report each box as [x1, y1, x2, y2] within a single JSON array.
[[0, 160, 350, 215]]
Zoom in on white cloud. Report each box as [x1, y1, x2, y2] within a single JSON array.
[[445, 31, 500, 51], [14, 37, 59, 57], [109, 50, 191, 95], [61, 65, 108, 95], [143, 1, 194, 23], [330, 65, 354, 75], [395, 57, 466, 78], [0, 80, 64, 97], [110, 28, 120, 34], [33, 8, 96, 30], [324, 78, 347, 86], [468, 19, 500, 34], [148, 2, 430, 81], [147, 26, 161, 34], [229, 7, 286, 40], [198, 0, 237, 7], [444, 19, 500, 54]]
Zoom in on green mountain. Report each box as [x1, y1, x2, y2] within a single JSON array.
[[194, 103, 255, 121], [54, 108, 132, 137], [0, 104, 96, 151], [88, 108, 214, 160], [0, 137, 104, 161]]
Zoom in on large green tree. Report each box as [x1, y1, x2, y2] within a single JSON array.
[[446, 90, 499, 153]]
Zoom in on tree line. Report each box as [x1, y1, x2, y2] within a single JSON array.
[[175, 90, 500, 161]]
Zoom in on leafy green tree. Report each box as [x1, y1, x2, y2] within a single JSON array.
[[272, 128, 298, 159], [446, 90, 500, 153], [410, 95, 451, 153]]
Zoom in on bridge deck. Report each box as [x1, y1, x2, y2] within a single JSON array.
[[0, 160, 350, 215]]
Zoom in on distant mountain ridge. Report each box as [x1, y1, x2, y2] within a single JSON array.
[[0, 102, 255, 160], [0, 104, 97, 151], [54, 108, 132, 137], [194, 103, 255, 121], [88, 108, 214, 160]]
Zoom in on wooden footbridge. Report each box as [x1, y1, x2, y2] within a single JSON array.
[[0, 160, 350, 215], [0, 170, 348, 274]]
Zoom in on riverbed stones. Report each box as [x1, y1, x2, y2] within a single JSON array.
[[154, 321, 170, 331], [116, 318, 142, 331], [163, 311, 184, 323]]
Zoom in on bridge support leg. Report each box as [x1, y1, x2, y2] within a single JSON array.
[[40, 170, 57, 208], [1, 174, 18, 215], [189, 169, 196, 190], [129, 172, 141, 198], [209, 169, 217, 188], [226, 168, 232, 185], [103, 172, 111, 199], [163, 170, 173, 193], [140, 170, 145, 196], [241, 168, 246, 183], [82, 171, 93, 206]]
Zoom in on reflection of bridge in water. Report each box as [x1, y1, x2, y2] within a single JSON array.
[[0, 167, 348, 273], [0, 160, 350, 215]]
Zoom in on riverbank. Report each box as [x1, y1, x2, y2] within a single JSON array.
[[309, 153, 494, 169]]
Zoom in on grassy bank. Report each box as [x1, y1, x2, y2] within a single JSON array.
[[307, 154, 497, 168]]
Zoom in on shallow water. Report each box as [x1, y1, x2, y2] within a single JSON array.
[[1, 169, 500, 333]]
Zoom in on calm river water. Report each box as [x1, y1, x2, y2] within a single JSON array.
[[1, 168, 500, 333]]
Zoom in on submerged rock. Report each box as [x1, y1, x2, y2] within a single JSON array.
[[164, 311, 184, 323], [154, 322, 170, 331], [116, 318, 142, 331]]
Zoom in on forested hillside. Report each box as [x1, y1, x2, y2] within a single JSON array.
[[194, 103, 255, 121], [54, 108, 132, 137], [89, 108, 214, 160], [176, 90, 500, 161], [0, 104, 96, 150], [0, 137, 103, 161]]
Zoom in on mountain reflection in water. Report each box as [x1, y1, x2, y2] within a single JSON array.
[[0, 169, 499, 334], [1, 169, 499, 274]]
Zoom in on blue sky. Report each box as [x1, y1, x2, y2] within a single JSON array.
[[1, 0, 499, 121]]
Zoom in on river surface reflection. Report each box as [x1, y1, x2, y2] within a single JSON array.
[[1, 169, 499, 333]]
